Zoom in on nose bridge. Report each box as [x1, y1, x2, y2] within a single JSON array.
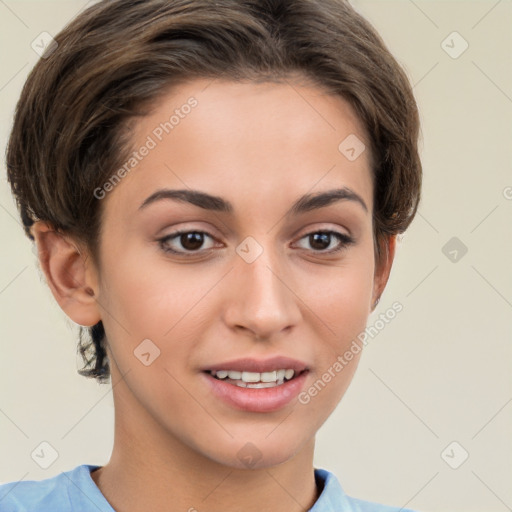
[[227, 237, 300, 338]]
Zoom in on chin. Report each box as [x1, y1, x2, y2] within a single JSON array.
[[201, 433, 309, 471]]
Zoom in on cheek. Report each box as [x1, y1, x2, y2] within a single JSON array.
[[99, 250, 197, 328], [304, 252, 375, 337], [297, 251, 374, 406], [296, 272, 371, 425], [96, 250, 220, 370]]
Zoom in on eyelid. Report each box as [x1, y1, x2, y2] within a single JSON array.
[[294, 222, 353, 241]]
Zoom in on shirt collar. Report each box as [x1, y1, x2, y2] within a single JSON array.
[[81, 465, 361, 512], [310, 468, 354, 511]]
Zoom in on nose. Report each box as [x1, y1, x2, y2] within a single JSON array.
[[223, 246, 302, 341]]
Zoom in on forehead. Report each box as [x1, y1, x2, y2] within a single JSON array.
[[102, 78, 373, 218]]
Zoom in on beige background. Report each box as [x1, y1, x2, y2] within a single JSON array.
[[0, 1, 511, 511]]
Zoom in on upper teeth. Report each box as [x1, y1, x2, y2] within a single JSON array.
[[212, 369, 295, 382]]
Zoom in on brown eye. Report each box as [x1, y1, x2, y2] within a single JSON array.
[[296, 230, 355, 254], [158, 230, 215, 254], [309, 232, 331, 251], [178, 232, 205, 251]]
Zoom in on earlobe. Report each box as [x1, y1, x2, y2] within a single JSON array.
[[371, 234, 397, 310], [31, 221, 102, 327]]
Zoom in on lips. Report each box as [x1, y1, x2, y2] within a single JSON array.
[[201, 356, 310, 412], [201, 355, 309, 374]]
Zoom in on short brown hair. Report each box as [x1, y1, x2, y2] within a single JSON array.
[[6, 0, 422, 383]]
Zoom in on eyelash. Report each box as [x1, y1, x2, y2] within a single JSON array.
[[157, 229, 355, 256]]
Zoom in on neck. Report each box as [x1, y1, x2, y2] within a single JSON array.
[[91, 380, 320, 512]]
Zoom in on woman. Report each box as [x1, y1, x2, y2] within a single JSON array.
[[1, 0, 422, 510]]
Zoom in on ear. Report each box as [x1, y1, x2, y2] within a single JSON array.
[[371, 234, 397, 311], [31, 221, 102, 327]]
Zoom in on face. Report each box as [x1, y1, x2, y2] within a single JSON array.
[[89, 77, 388, 469]]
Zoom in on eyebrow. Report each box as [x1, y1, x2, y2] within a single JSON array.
[[138, 186, 368, 216]]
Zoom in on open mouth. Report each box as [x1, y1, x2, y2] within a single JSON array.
[[206, 369, 308, 389]]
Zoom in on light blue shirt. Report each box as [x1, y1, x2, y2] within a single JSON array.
[[0, 464, 418, 511]]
